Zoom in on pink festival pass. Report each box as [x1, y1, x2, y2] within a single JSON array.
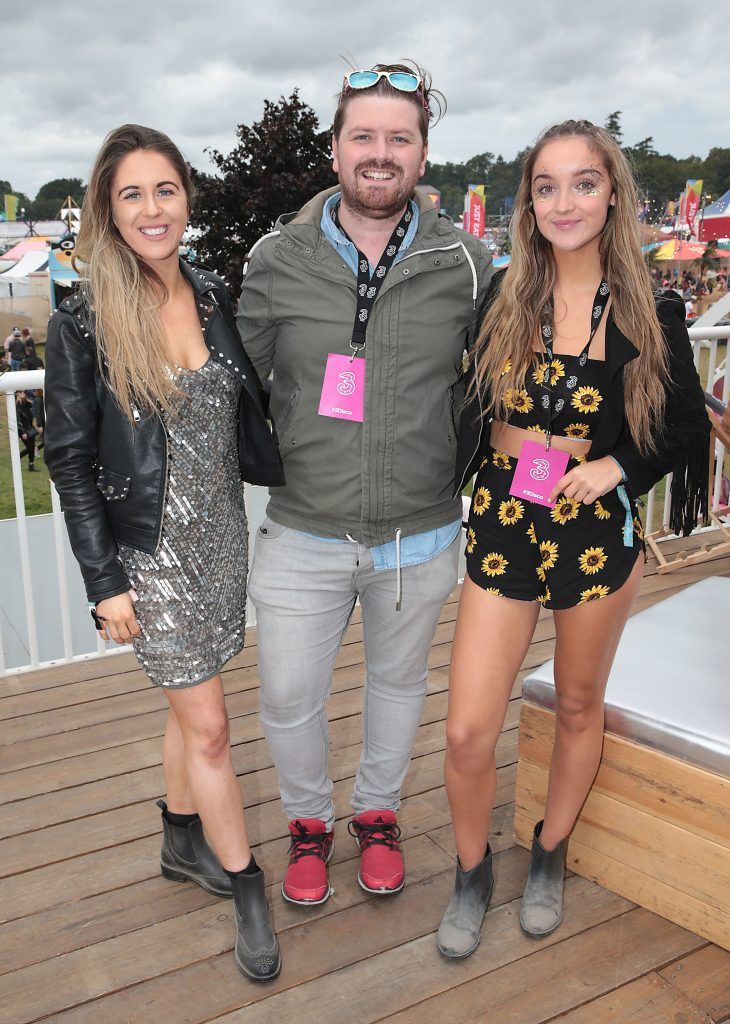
[[509, 440, 570, 508], [318, 353, 365, 422]]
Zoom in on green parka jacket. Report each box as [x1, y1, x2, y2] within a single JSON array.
[[237, 186, 494, 546]]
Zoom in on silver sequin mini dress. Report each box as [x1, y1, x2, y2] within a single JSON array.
[[118, 358, 248, 687]]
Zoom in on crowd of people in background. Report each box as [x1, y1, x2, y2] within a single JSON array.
[[1, 324, 45, 472], [650, 266, 729, 321]]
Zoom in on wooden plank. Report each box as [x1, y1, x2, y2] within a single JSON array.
[[553, 972, 713, 1023], [0, 680, 454, 805], [518, 703, 730, 849], [0, 842, 527, 1023], [0, 701, 516, 841], [204, 879, 637, 1024], [426, 801, 515, 860], [516, 758, 730, 914], [35, 871, 623, 1024], [0, 823, 454, 1024], [1, 737, 511, 877], [376, 912, 705, 1024], [0, 759, 519, 924], [659, 945, 730, 1022], [0, 651, 449, 773]]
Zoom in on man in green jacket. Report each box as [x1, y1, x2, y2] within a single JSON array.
[[238, 63, 493, 906]]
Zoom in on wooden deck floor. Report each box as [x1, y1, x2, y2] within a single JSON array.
[[1, 530, 729, 1024]]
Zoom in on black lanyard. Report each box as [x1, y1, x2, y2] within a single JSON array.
[[334, 204, 413, 355], [538, 280, 610, 448]]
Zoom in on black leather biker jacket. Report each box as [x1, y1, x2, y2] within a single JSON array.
[[44, 261, 284, 603]]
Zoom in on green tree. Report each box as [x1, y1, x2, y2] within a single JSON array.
[[190, 90, 337, 297], [605, 111, 623, 144], [0, 180, 32, 219], [32, 178, 85, 220], [702, 148, 730, 199]]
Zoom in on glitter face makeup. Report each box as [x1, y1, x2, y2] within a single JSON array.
[[532, 176, 604, 202], [529, 138, 615, 255]]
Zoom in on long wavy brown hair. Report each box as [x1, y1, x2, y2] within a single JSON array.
[[473, 119, 668, 455], [75, 124, 195, 421]]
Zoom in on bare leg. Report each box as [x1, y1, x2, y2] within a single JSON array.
[[445, 577, 539, 870], [162, 705, 196, 814], [540, 555, 644, 850], [164, 674, 251, 872]]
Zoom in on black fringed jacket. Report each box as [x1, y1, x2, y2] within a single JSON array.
[[454, 274, 710, 537]]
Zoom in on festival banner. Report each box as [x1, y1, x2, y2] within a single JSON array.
[[467, 184, 486, 239], [685, 179, 703, 237], [3, 194, 18, 221]]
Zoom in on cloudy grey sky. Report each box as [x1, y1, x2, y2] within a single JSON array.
[[2, 0, 727, 198]]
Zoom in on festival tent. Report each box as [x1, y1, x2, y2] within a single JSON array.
[[698, 189, 730, 242], [652, 240, 706, 261], [0, 250, 49, 297], [1, 237, 51, 261]]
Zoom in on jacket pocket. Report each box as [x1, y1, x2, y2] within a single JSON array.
[[95, 467, 131, 502], [275, 385, 301, 454]]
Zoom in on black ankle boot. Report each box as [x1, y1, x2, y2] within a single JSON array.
[[437, 846, 494, 959], [230, 868, 281, 982], [157, 799, 232, 898], [519, 820, 568, 937]]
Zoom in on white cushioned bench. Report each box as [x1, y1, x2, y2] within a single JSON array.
[[514, 576, 730, 950]]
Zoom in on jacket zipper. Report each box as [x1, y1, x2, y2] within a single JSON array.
[[455, 383, 486, 495]]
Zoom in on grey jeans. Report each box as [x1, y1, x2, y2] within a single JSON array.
[[248, 519, 459, 830]]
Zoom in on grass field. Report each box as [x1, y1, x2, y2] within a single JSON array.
[[0, 342, 52, 519]]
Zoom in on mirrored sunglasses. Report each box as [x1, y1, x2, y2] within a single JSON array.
[[344, 70, 422, 94]]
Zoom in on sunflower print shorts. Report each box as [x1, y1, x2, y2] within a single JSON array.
[[465, 447, 644, 610]]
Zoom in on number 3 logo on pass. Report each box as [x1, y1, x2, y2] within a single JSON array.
[[509, 441, 570, 507], [318, 353, 365, 422]]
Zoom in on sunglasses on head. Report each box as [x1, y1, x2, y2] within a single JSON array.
[[344, 70, 423, 94]]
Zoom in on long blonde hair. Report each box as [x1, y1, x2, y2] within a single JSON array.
[[75, 124, 195, 421], [474, 119, 668, 455]]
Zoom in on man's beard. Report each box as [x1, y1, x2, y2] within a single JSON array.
[[339, 162, 415, 220]]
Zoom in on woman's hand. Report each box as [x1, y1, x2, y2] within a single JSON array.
[[549, 456, 624, 505], [95, 590, 140, 645]]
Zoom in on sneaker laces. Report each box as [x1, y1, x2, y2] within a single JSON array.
[[287, 821, 331, 863], [348, 816, 402, 851]]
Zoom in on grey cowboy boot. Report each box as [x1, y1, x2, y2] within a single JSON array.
[[230, 868, 282, 982], [437, 847, 494, 958], [157, 799, 232, 898], [519, 819, 568, 937]]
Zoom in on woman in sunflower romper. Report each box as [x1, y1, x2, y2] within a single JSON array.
[[436, 120, 710, 961]]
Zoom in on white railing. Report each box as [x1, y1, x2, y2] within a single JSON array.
[[1, 324, 728, 678], [0, 369, 113, 676]]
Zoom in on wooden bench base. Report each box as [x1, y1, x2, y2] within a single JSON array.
[[514, 702, 730, 950]]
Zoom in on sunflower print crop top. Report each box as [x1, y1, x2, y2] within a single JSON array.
[[504, 350, 607, 441]]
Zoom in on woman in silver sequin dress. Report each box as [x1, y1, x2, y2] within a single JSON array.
[[44, 125, 284, 983]]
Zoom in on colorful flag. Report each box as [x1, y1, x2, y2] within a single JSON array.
[[467, 184, 486, 239], [3, 194, 18, 221], [685, 180, 703, 237]]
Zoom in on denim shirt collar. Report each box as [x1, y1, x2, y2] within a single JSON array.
[[320, 191, 420, 275]]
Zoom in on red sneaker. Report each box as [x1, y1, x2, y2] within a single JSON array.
[[281, 818, 334, 905], [349, 810, 405, 895]]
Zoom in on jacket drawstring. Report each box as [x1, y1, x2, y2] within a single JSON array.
[[395, 528, 403, 612], [459, 241, 479, 310]]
